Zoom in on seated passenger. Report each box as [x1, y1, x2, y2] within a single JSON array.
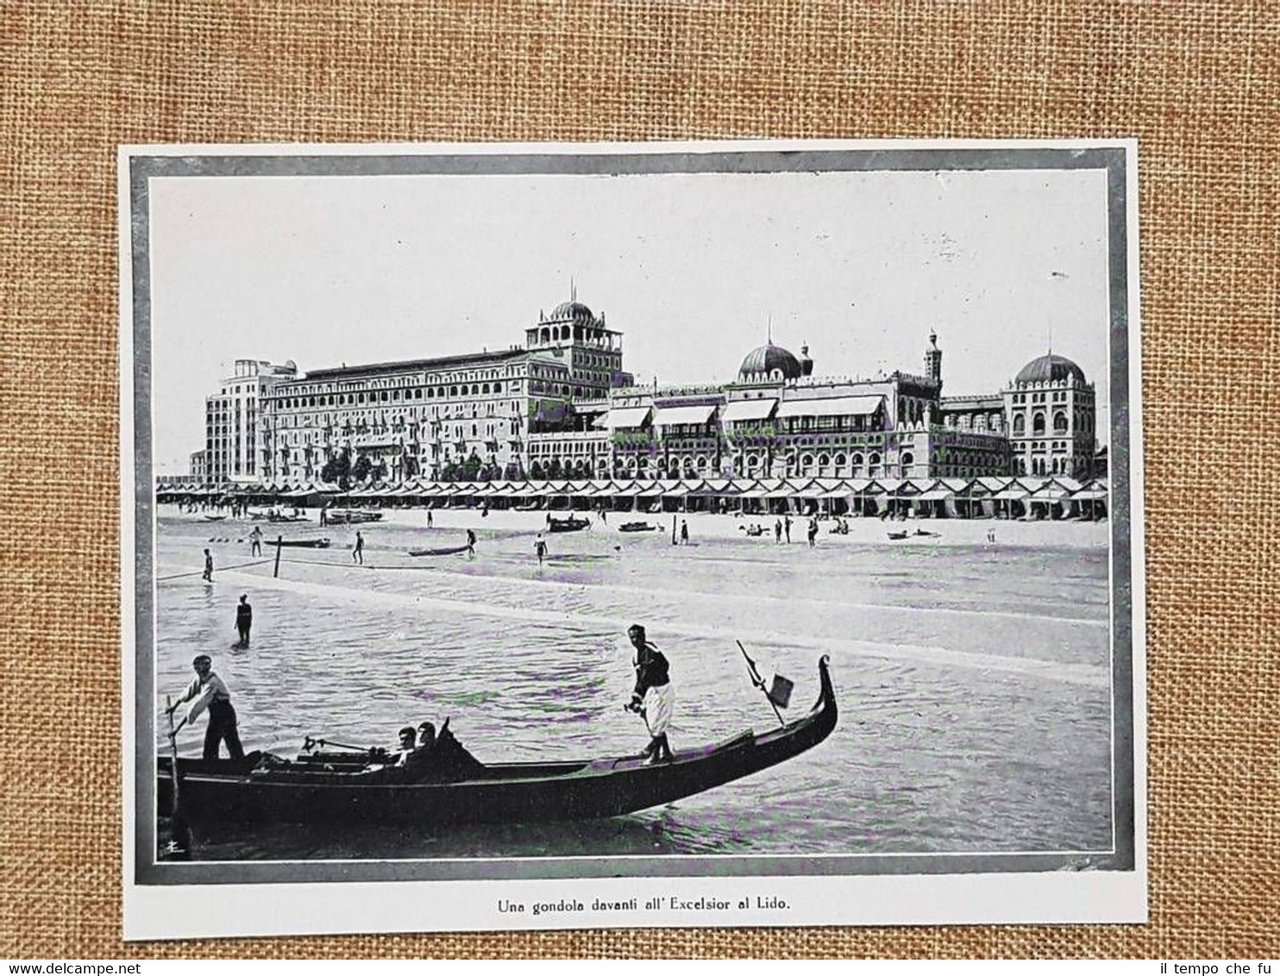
[[393, 726, 417, 766]]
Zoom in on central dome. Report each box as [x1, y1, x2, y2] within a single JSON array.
[[547, 300, 596, 324], [1015, 353, 1087, 386], [739, 342, 803, 382]]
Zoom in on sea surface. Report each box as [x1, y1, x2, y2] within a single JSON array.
[[151, 510, 1115, 861]]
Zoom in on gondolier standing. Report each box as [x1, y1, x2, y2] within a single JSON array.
[[166, 654, 245, 761], [626, 624, 675, 764]]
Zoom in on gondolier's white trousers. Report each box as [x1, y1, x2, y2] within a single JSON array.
[[644, 683, 675, 736]]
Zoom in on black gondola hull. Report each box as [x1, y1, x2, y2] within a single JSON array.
[[158, 658, 836, 827]]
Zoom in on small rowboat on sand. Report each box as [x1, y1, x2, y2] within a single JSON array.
[[273, 538, 331, 549], [618, 521, 661, 533], [547, 516, 591, 533], [407, 544, 471, 557]]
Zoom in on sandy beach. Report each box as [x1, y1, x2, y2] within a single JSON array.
[[182, 504, 1109, 550]]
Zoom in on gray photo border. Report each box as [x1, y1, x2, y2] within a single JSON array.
[[127, 143, 1138, 888]]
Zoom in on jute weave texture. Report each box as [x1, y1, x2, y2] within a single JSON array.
[[2, 0, 1277, 959]]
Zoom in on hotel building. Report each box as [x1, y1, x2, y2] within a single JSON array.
[[208, 295, 1097, 486]]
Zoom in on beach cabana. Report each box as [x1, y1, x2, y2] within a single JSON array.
[[1070, 479, 1109, 520], [1025, 476, 1082, 520]]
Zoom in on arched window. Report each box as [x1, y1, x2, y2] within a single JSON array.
[[818, 453, 830, 468], [482, 383, 490, 394], [1013, 413, 1025, 435], [450, 386, 458, 397], [901, 451, 914, 467], [800, 453, 814, 471], [834, 452, 847, 468], [746, 453, 760, 469], [1032, 412, 1046, 435], [1053, 411, 1068, 434], [695, 455, 708, 470], [851, 452, 863, 468]]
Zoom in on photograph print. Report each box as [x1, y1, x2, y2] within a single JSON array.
[[121, 140, 1145, 938]]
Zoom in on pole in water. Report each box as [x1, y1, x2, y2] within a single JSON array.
[[164, 695, 191, 859], [273, 535, 283, 578]]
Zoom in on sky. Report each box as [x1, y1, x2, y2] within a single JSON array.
[[146, 162, 1112, 473]]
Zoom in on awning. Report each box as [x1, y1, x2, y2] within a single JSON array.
[[604, 406, 652, 430], [652, 404, 716, 426], [721, 399, 778, 423], [993, 488, 1030, 500], [776, 396, 883, 419]]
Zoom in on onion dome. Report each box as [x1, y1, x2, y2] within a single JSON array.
[[739, 342, 803, 382], [1015, 353, 1086, 386], [547, 301, 596, 324]]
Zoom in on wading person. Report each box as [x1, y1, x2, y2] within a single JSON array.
[[201, 548, 214, 582], [234, 594, 253, 648], [535, 535, 547, 566], [352, 530, 364, 565], [679, 519, 689, 545], [626, 624, 674, 764], [166, 654, 244, 761], [249, 525, 263, 556], [466, 528, 476, 557]]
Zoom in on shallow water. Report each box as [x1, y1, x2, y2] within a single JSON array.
[[153, 511, 1114, 860]]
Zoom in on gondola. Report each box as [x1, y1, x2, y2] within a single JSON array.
[[157, 657, 836, 827], [407, 543, 471, 557], [546, 515, 590, 533], [618, 521, 660, 533], [273, 538, 331, 549]]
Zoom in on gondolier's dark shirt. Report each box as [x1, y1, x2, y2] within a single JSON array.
[[632, 646, 670, 699]]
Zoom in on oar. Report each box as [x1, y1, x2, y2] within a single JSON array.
[[737, 640, 785, 728], [302, 735, 373, 754], [164, 696, 191, 859]]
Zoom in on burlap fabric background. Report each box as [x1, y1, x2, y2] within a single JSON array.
[[2, 0, 1277, 960]]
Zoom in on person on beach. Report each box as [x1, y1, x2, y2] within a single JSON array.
[[353, 531, 364, 565], [774, 519, 782, 543], [626, 624, 674, 764], [202, 548, 214, 582], [427, 510, 433, 528], [534, 535, 547, 566], [166, 654, 244, 761], [784, 515, 792, 543], [319, 505, 328, 527], [807, 517, 819, 548], [679, 519, 689, 545], [466, 528, 477, 557], [234, 594, 253, 648], [249, 525, 263, 556]]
